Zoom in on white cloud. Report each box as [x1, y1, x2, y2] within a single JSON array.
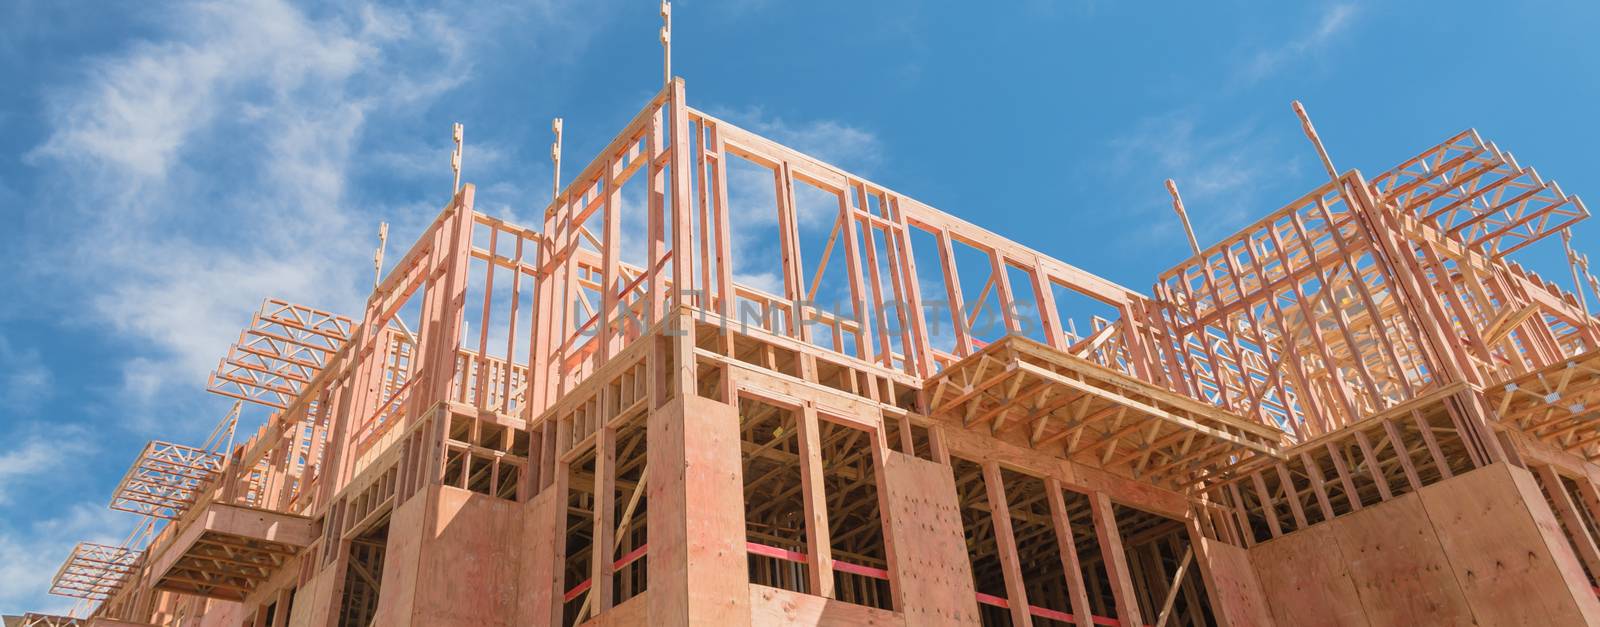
[[1240, 4, 1359, 83], [5, 0, 588, 614], [0, 502, 127, 615], [0, 335, 51, 409], [0, 442, 68, 506], [1106, 111, 1305, 246], [1100, 4, 1361, 251], [733, 271, 784, 296], [25, 0, 505, 419], [0, 441, 56, 500], [713, 105, 884, 175], [33, 1, 375, 181], [0, 423, 95, 507]]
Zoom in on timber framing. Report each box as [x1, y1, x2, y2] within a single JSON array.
[[22, 76, 1600, 627]]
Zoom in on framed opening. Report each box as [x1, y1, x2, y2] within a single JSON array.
[[740, 398, 811, 593], [336, 522, 389, 627], [1112, 503, 1216, 625], [562, 447, 597, 627], [818, 417, 892, 609]]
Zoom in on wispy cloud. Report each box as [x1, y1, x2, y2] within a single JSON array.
[[1105, 111, 1306, 247], [0, 334, 51, 409], [1239, 4, 1360, 84], [714, 105, 884, 175], [0, 430, 91, 506], [24, 0, 550, 416], [0, 501, 126, 615], [1102, 4, 1359, 252], [5, 0, 599, 611]]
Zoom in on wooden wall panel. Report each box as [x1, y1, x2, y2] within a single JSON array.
[[748, 584, 904, 626], [1192, 536, 1274, 627], [1419, 464, 1600, 626], [881, 451, 979, 625], [371, 492, 426, 626], [413, 487, 521, 626], [285, 559, 341, 627], [194, 599, 247, 627], [1251, 525, 1368, 627], [1250, 461, 1600, 627], [583, 593, 649, 626], [364, 486, 522, 627], [647, 395, 751, 626], [517, 487, 563, 626], [1329, 492, 1475, 626]]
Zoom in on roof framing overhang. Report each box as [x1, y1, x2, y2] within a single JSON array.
[[926, 335, 1286, 489]]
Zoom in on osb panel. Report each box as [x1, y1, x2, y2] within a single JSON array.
[[517, 487, 563, 626], [1420, 464, 1600, 626], [1507, 466, 1600, 624], [193, 599, 246, 627], [415, 487, 521, 626], [1193, 537, 1274, 627], [285, 561, 338, 627], [370, 491, 426, 626], [749, 584, 904, 626], [1331, 492, 1474, 626], [647, 395, 751, 626], [1251, 525, 1369, 627], [881, 451, 979, 625], [581, 591, 649, 626]]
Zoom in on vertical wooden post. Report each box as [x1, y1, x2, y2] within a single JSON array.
[[1090, 491, 1146, 627], [551, 117, 563, 203], [983, 462, 1033, 626], [709, 123, 737, 322], [776, 161, 808, 340], [451, 123, 463, 194], [888, 203, 933, 377], [591, 424, 617, 615], [797, 405, 835, 597], [1046, 480, 1095, 627], [1030, 267, 1066, 350], [548, 450, 572, 627], [600, 153, 624, 358], [646, 105, 668, 328], [669, 79, 695, 312], [422, 186, 475, 410], [659, 1, 671, 86]]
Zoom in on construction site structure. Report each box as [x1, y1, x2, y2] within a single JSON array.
[[13, 77, 1600, 626]]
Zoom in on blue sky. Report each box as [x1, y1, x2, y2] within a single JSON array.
[[2, 0, 1598, 614]]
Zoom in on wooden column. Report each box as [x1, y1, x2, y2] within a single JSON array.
[[668, 79, 695, 310], [983, 462, 1033, 626], [1046, 480, 1095, 627], [420, 185, 476, 411], [647, 393, 750, 625], [797, 405, 835, 597], [590, 424, 617, 615], [1090, 492, 1145, 627], [518, 482, 565, 626]]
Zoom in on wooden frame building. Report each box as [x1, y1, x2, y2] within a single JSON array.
[[17, 78, 1600, 627]]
